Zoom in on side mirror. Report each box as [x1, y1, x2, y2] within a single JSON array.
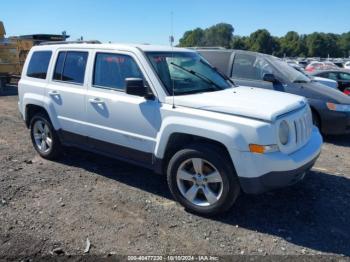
[[125, 78, 154, 99], [263, 73, 277, 83]]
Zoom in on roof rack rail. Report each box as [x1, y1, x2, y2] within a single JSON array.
[[189, 46, 227, 50], [39, 40, 101, 45]]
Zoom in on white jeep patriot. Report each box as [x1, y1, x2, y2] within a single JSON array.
[[18, 42, 322, 215]]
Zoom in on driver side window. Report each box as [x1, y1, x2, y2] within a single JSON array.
[[93, 53, 143, 91], [231, 53, 273, 81]]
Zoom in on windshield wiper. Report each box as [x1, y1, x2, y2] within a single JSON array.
[[170, 62, 223, 90], [293, 80, 309, 83]]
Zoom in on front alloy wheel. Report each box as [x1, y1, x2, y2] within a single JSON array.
[[176, 158, 223, 207], [167, 144, 240, 215]]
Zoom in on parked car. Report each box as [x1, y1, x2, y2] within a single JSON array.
[[288, 63, 338, 89], [344, 61, 350, 69], [305, 62, 324, 72], [305, 61, 337, 72], [310, 70, 350, 92], [297, 60, 308, 69], [18, 43, 322, 215], [198, 49, 350, 135], [333, 62, 344, 68]]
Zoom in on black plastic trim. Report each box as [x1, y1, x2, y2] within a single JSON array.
[[57, 130, 161, 172], [239, 154, 320, 194]]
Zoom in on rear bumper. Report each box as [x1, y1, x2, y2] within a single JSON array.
[[236, 127, 322, 194]]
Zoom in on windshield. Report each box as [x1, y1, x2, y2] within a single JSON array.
[[271, 57, 311, 83], [146, 52, 231, 95]]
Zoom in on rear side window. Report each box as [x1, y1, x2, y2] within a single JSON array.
[[93, 53, 143, 91], [339, 73, 350, 81], [53, 51, 88, 84], [231, 53, 273, 80], [26, 51, 52, 79], [322, 72, 338, 81]]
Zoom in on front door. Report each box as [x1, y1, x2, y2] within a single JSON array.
[[85, 51, 160, 165], [231, 52, 285, 92]]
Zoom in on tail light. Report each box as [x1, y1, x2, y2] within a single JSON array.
[[344, 89, 350, 96]]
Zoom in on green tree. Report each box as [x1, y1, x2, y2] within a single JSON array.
[[178, 23, 350, 57], [248, 29, 278, 54], [178, 23, 234, 48], [324, 33, 341, 57], [178, 28, 205, 47], [338, 32, 350, 57], [203, 23, 234, 48], [278, 31, 306, 57], [231, 36, 249, 50], [298, 35, 308, 57], [305, 32, 339, 57]]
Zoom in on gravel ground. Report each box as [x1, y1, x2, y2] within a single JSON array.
[[0, 92, 350, 260]]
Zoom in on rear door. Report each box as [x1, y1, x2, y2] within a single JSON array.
[[19, 50, 53, 109], [46, 50, 90, 143], [230, 52, 285, 92]]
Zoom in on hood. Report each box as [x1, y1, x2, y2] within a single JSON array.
[[165, 87, 307, 122], [302, 81, 350, 104]]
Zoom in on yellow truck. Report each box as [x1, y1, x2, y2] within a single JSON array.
[[0, 21, 33, 92], [0, 21, 69, 92]]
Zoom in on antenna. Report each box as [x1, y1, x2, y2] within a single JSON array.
[[170, 11, 175, 109]]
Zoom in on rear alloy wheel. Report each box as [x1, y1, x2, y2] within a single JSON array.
[[167, 144, 240, 215], [33, 120, 53, 154], [30, 113, 62, 159]]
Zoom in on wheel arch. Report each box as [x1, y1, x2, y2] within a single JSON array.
[[23, 93, 60, 130], [25, 103, 58, 129], [310, 106, 321, 129], [157, 132, 239, 176]]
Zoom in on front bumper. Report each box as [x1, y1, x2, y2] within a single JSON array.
[[236, 127, 322, 194], [239, 154, 319, 194]]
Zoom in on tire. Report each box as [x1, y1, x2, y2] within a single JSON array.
[[167, 143, 240, 216], [30, 112, 62, 160]]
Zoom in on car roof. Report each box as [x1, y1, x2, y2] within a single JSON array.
[[196, 48, 277, 58], [196, 48, 279, 75], [30, 43, 194, 53], [311, 69, 350, 75]]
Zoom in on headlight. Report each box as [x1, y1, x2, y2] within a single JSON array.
[[279, 120, 290, 145], [326, 102, 350, 112]]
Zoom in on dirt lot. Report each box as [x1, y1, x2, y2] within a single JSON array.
[[0, 92, 350, 260]]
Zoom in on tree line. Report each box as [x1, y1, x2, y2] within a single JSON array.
[[178, 23, 350, 58]]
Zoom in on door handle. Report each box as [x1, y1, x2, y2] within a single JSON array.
[[48, 90, 60, 96], [89, 98, 104, 104]]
